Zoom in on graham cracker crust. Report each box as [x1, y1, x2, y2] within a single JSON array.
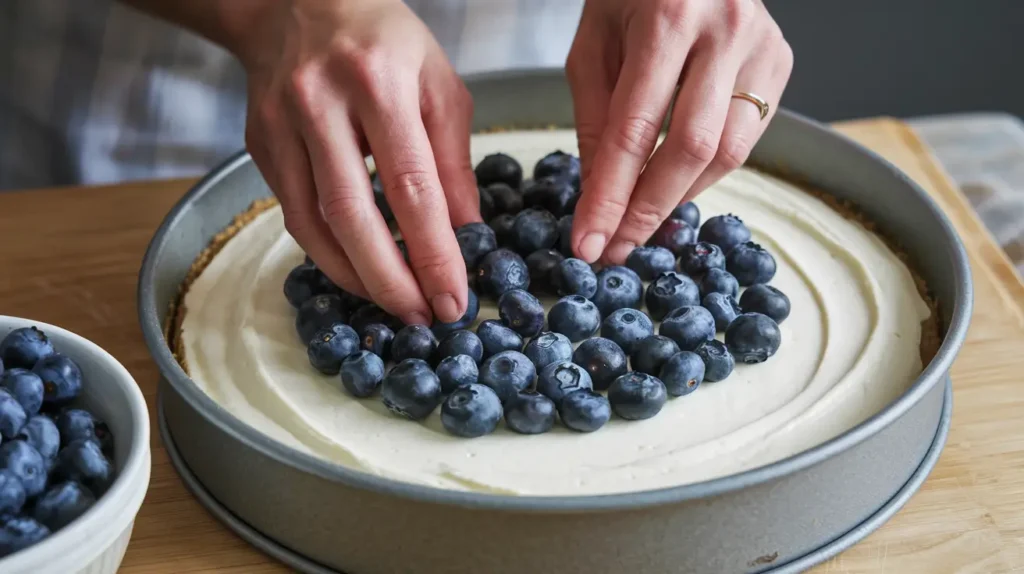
[[166, 159, 943, 376]]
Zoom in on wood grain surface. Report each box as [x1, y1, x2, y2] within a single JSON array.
[[0, 118, 1020, 573]]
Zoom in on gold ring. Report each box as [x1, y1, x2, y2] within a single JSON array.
[[732, 91, 770, 120]]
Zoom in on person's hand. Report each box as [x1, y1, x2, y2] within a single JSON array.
[[566, 0, 793, 264], [240, 0, 478, 326]]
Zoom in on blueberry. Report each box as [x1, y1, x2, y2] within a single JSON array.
[[0, 517, 49, 558], [565, 192, 580, 214], [512, 208, 559, 255], [671, 201, 700, 230], [658, 351, 706, 397], [476, 320, 524, 359], [438, 330, 484, 364], [32, 354, 83, 406], [659, 306, 716, 351], [699, 268, 740, 299], [608, 372, 668, 421], [479, 351, 536, 404], [534, 150, 581, 191], [648, 218, 697, 257], [0, 369, 42, 416], [523, 178, 577, 217], [381, 359, 442, 420], [436, 355, 479, 394], [504, 392, 557, 435], [497, 289, 545, 338], [644, 272, 700, 321], [551, 258, 597, 298], [592, 266, 644, 318], [295, 294, 349, 344], [525, 249, 565, 294], [349, 304, 402, 336], [537, 361, 593, 405], [630, 335, 681, 377], [557, 214, 574, 257], [695, 340, 735, 382], [431, 288, 480, 339], [33, 481, 96, 531], [441, 384, 503, 438], [359, 323, 395, 361], [702, 292, 742, 332], [16, 415, 60, 466], [726, 242, 777, 286], [625, 246, 677, 281], [56, 439, 113, 495], [486, 182, 525, 215], [572, 337, 628, 391], [739, 284, 791, 324], [679, 242, 726, 277], [282, 264, 337, 309], [54, 409, 110, 454], [476, 249, 530, 298], [339, 351, 386, 398], [307, 323, 360, 375], [0, 328, 54, 371], [391, 325, 439, 364], [475, 153, 523, 189], [547, 295, 601, 342], [478, 185, 496, 221], [524, 332, 573, 370], [698, 214, 751, 253], [600, 309, 654, 356], [456, 222, 498, 271], [558, 390, 611, 432], [489, 214, 517, 248], [0, 440, 46, 497], [0, 470, 26, 518], [725, 312, 783, 364]]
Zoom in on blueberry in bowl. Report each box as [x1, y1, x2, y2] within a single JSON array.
[[591, 266, 644, 318], [739, 284, 791, 324], [0, 317, 150, 571], [647, 219, 696, 257], [533, 150, 581, 191], [679, 241, 726, 277]]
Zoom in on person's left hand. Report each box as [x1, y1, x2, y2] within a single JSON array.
[[566, 0, 793, 264]]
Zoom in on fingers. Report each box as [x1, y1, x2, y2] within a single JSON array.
[[683, 30, 794, 201], [288, 75, 435, 326], [247, 92, 370, 300], [421, 69, 480, 228], [570, 13, 694, 264], [601, 41, 744, 264], [357, 77, 470, 324], [565, 4, 619, 183]]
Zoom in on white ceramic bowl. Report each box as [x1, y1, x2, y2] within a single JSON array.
[[0, 316, 151, 574]]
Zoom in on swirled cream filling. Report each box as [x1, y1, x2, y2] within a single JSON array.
[[179, 129, 931, 496]]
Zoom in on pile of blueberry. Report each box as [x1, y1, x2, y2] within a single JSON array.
[[284, 150, 791, 438], [0, 327, 114, 558]]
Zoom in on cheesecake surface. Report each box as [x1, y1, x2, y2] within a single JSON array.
[[176, 129, 935, 496]]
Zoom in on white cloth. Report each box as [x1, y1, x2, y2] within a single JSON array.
[[0, 0, 584, 190]]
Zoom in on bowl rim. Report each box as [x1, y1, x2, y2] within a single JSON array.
[[0, 316, 151, 567], [138, 69, 973, 513]]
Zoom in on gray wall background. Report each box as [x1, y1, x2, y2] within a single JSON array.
[[769, 0, 1021, 121]]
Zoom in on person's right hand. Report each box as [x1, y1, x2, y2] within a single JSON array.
[[238, 0, 478, 327]]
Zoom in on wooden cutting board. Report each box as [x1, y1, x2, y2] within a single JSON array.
[[0, 118, 1020, 573]]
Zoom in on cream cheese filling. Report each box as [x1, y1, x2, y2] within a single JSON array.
[[179, 130, 931, 496]]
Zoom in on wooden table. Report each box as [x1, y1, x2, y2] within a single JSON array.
[[1, 118, 1021, 573]]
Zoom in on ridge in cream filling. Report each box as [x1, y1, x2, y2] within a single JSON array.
[[180, 129, 931, 496]]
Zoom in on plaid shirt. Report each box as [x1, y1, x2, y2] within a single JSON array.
[[0, 0, 584, 190]]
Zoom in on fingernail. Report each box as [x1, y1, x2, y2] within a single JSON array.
[[405, 312, 431, 326], [431, 293, 462, 323], [578, 233, 607, 263], [604, 240, 636, 265]]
